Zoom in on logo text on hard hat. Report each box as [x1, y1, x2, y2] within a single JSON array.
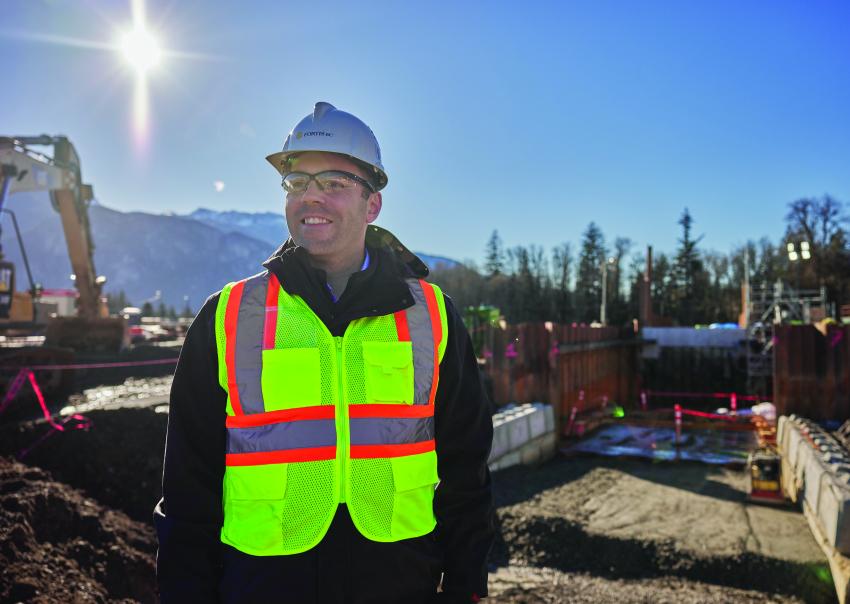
[[300, 131, 334, 138]]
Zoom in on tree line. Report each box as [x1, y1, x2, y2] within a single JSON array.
[[430, 195, 850, 327], [105, 290, 194, 319]]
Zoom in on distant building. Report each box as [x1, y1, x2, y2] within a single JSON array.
[[39, 288, 78, 317]]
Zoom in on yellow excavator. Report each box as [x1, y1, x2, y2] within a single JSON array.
[[0, 135, 126, 354]]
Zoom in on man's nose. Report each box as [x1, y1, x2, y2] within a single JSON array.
[[301, 179, 326, 203]]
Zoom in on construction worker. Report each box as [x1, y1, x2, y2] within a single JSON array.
[[154, 102, 494, 603]]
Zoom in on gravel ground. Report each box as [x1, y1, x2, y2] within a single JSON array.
[[0, 377, 839, 602], [489, 565, 806, 603], [490, 456, 835, 603]]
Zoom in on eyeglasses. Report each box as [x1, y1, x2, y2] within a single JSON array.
[[281, 170, 375, 195]]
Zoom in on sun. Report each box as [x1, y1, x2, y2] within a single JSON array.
[[120, 27, 162, 74]]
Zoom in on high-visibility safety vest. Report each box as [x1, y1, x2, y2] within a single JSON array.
[[214, 271, 449, 556]]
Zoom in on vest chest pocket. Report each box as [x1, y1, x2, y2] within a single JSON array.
[[261, 348, 322, 411], [362, 341, 414, 405]]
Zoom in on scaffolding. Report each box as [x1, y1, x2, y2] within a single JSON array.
[[745, 280, 828, 396]]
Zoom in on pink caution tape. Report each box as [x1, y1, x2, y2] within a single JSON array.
[[0, 368, 94, 459], [645, 390, 759, 401], [0, 357, 178, 371]]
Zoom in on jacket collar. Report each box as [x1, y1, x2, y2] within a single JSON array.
[[261, 226, 429, 329], [263, 225, 429, 280]]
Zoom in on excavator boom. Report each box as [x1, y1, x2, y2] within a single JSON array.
[[0, 136, 124, 352]]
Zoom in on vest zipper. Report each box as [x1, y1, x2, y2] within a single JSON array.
[[335, 336, 347, 503]]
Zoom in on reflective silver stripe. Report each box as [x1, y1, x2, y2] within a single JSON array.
[[233, 272, 270, 415], [349, 416, 435, 446], [405, 279, 435, 404], [227, 418, 337, 454]]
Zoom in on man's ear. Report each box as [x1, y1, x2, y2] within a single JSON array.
[[366, 192, 382, 223]]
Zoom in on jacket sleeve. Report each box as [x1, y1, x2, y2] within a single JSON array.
[[154, 294, 227, 603], [433, 296, 495, 600]]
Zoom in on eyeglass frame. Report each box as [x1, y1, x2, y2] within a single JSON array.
[[281, 170, 376, 195]]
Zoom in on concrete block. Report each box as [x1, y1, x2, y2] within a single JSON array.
[[498, 450, 521, 470], [532, 402, 555, 433], [507, 414, 531, 450], [528, 408, 547, 439], [804, 453, 826, 513], [520, 440, 542, 465], [817, 476, 850, 555], [778, 415, 789, 449], [543, 405, 555, 433], [540, 432, 557, 461], [489, 419, 511, 462], [787, 427, 804, 473], [793, 434, 812, 487]]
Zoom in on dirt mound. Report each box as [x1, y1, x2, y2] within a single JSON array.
[[0, 407, 167, 523], [0, 456, 156, 603]]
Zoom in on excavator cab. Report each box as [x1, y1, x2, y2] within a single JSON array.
[[0, 261, 13, 319]]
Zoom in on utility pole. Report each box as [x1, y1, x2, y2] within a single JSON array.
[[600, 257, 614, 326]]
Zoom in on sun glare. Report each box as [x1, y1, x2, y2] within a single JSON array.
[[120, 27, 161, 73]]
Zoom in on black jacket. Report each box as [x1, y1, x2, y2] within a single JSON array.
[[154, 226, 494, 603]]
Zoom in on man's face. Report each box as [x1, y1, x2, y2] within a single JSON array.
[[284, 152, 382, 267]]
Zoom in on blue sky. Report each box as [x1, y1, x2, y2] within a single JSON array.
[[3, 0, 849, 265]]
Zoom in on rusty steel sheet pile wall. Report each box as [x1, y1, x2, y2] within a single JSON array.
[[774, 325, 850, 421], [479, 322, 639, 431]]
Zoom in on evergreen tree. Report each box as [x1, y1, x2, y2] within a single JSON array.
[[141, 301, 154, 317], [105, 290, 130, 315], [575, 222, 607, 323], [673, 208, 708, 324], [483, 230, 505, 278]]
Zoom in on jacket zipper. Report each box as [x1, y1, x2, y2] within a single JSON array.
[[335, 336, 347, 503]]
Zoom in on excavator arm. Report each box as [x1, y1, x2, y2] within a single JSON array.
[[0, 135, 104, 320], [0, 136, 124, 352]]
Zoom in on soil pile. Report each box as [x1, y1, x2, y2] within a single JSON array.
[[0, 456, 156, 603], [0, 407, 168, 523]]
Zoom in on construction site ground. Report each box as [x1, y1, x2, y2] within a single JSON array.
[[0, 377, 837, 603]]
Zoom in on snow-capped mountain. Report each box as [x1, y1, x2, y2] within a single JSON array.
[[0, 198, 458, 312]]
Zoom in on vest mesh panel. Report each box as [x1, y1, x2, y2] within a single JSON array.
[[349, 458, 395, 537], [278, 460, 336, 551]]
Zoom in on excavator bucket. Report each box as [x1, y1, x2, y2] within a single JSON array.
[[44, 316, 128, 354]]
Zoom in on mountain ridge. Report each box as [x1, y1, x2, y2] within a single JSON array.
[[0, 197, 457, 311]]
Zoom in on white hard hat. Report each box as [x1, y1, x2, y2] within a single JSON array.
[[266, 101, 388, 191]]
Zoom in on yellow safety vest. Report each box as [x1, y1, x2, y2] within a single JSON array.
[[215, 271, 449, 555]]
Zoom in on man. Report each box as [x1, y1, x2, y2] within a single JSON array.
[[154, 102, 494, 603]]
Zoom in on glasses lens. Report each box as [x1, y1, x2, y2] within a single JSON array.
[[315, 171, 357, 193], [282, 173, 310, 193]]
